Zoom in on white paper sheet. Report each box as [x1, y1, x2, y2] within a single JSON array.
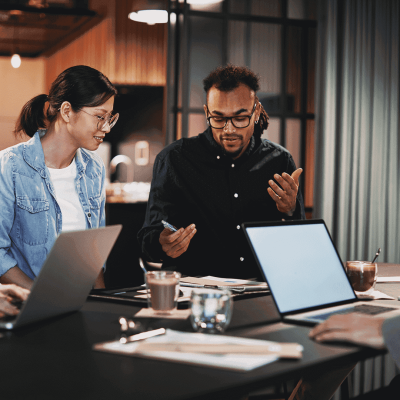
[[134, 308, 191, 319], [93, 329, 302, 371], [377, 276, 400, 283], [356, 290, 395, 300]]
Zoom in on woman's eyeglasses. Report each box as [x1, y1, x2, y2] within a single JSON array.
[[80, 109, 119, 131]]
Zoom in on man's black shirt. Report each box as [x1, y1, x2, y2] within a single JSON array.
[[138, 128, 305, 279]]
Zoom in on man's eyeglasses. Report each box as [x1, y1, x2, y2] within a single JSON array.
[[80, 109, 119, 131], [206, 103, 257, 129]]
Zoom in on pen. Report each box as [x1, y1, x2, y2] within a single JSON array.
[[120, 328, 166, 344], [161, 220, 178, 232], [139, 258, 148, 274]]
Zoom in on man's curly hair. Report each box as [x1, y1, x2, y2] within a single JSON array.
[[203, 65, 269, 138]]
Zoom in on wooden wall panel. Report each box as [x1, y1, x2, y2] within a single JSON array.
[[115, 0, 167, 86], [45, 16, 116, 90], [45, 0, 166, 90]]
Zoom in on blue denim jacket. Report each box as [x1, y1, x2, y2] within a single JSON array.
[[0, 131, 106, 279]]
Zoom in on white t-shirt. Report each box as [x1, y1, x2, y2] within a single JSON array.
[[48, 158, 86, 232]]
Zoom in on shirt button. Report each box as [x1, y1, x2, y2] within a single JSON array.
[[217, 156, 220, 159], [240, 257, 244, 261], [231, 164, 235, 168], [88, 213, 91, 217], [234, 193, 238, 198], [236, 225, 240, 229]]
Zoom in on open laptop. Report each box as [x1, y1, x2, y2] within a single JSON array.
[[242, 219, 400, 325], [0, 224, 122, 330]]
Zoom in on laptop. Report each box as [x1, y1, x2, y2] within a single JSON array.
[[242, 219, 400, 325], [0, 224, 122, 330]]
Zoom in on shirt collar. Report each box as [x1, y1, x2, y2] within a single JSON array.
[[23, 130, 87, 176], [23, 130, 47, 176]]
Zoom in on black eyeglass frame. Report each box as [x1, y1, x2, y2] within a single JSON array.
[[206, 102, 258, 129]]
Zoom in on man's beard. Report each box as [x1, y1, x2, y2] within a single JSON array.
[[219, 135, 244, 158], [220, 144, 244, 159]]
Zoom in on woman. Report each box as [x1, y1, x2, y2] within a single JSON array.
[[0, 65, 118, 289]]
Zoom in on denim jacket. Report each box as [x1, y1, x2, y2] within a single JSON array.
[[0, 130, 106, 279]]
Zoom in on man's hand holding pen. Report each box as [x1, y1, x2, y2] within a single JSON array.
[[159, 224, 197, 258]]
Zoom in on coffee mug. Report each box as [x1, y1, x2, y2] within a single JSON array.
[[145, 271, 181, 314], [346, 261, 378, 292]]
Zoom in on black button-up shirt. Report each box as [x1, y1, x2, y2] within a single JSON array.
[[138, 128, 305, 279]]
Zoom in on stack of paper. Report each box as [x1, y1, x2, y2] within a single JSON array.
[[93, 329, 302, 372], [180, 276, 269, 292]]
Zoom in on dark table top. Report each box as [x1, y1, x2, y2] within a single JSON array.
[[1, 263, 399, 400]]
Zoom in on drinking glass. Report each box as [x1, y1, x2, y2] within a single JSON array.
[[190, 288, 233, 333], [346, 261, 378, 293], [145, 271, 181, 314]]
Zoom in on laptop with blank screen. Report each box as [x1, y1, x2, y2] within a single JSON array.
[[0, 224, 122, 330], [242, 219, 400, 325]]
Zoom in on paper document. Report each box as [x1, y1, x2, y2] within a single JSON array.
[[93, 329, 302, 371], [134, 309, 191, 319], [356, 290, 395, 300], [135, 342, 302, 358], [180, 276, 269, 291], [377, 276, 400, 283]]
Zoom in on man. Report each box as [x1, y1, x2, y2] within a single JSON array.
[[309, 313, 400, 399], [138, 65, 305, 279]]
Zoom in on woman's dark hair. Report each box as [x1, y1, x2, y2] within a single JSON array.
[[14, 65, 117, 137], [203, 64, 269, 139]]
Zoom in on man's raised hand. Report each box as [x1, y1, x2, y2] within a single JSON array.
[[159, 224, 197, 258], [267, 168, 303, 216]]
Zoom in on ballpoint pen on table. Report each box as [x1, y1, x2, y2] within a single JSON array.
[[120, 328, 166, 344]]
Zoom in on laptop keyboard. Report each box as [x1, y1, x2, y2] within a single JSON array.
[[310, 304, 397, 322]]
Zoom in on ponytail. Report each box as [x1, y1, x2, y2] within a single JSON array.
[[14, 94, 48, 138], [14, 66, 117, 138], [254, 100, 269, 140]]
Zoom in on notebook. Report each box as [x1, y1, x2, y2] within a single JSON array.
[[0, 224, 122, 330], [242, 219, 400, 325]]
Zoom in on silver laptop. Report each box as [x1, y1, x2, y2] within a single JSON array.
[[0, 225, 122, 330], [242, 220, 400, 325]]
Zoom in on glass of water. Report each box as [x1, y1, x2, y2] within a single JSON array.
[[190, 288, 233, 333]]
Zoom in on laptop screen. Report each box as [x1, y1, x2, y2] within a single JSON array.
[[244, 221, 356, 314]]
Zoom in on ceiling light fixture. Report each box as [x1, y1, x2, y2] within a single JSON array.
[[128, 0, 223, 25], [184, 0, 223, 4], [128, 9, 168, 25], [11, 53, 21, 68], [11, 22, 21, 68], [128, 0, 168, 25]]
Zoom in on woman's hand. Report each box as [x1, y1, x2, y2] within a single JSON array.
[[0, 284, 30, 317]]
